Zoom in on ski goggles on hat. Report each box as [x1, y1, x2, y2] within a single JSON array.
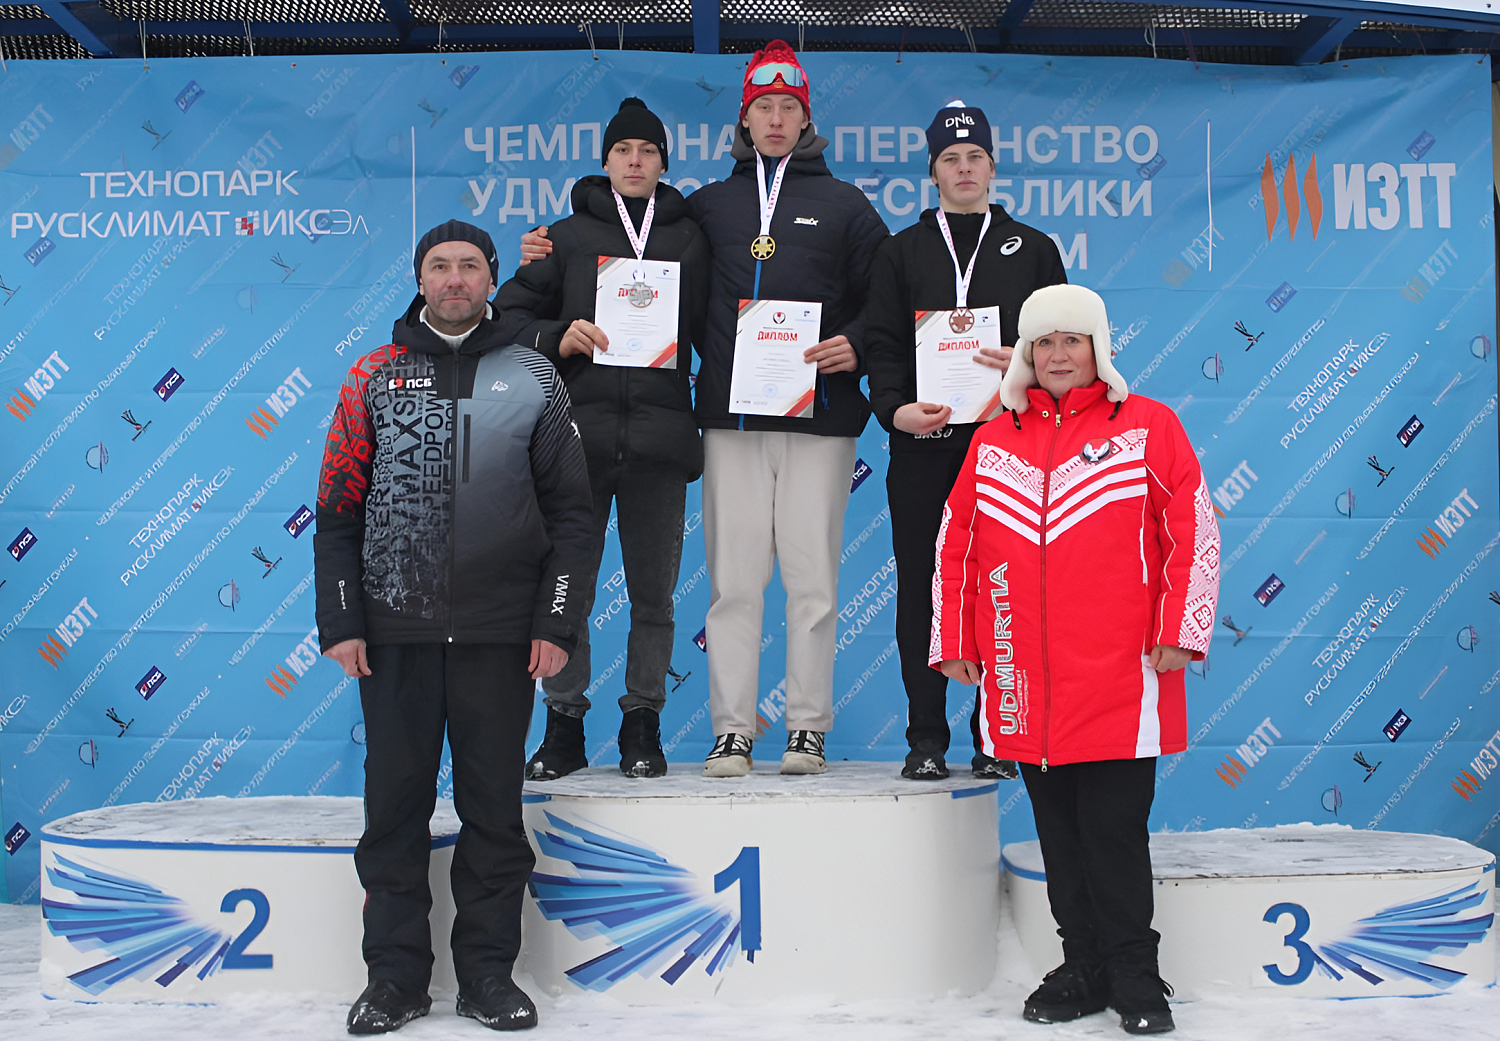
[[748, 62, 805, 88]]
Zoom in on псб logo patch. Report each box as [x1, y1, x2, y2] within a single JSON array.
[[1253, 573, 1285, 607], [154, 367, 185, 401], [135, 666, 167, 701], [284, 505, 314, 538]]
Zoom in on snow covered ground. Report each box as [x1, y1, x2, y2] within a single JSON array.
[[3, 895, 1496, 1041]]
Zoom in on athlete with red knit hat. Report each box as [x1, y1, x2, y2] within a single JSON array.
[[519, 42, 889, 778]]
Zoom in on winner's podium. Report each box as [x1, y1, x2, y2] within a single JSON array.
[[38, 797, 461, 1002], [518, 762, 1001, 1003], [1005, 824, 1496, 998]]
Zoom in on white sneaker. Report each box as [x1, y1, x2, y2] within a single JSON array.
[[780, 730, 826, 775], [704, 733, 753, 777]]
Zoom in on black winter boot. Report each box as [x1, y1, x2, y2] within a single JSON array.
[[1111, 970, 1175, 1034], [525, 708, 587, 781], [902, 740, 950, 780], [1022, 961, 1111, 1023], [972, 752, 1020, 779], [347, 979, 431, 1034], [618, 707, 668, 777], [456, 975, 537, 1031]]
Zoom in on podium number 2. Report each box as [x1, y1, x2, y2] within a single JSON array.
[[1262, 902, 1314, 985], [221, 888, 274, 969], [713, 847, 762, 959]]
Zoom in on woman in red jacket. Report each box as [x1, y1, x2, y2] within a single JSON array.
[[931, 284, 1219, 1035]]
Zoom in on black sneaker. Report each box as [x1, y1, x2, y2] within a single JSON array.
[[1022, 961, 1110, 1024], [525, 708, 587, 781], [902, 743, 950, 780], [618, 707, 668, 778], [456, 975, 538, 1031], [1112, 972, 1175, 1035], [347, 979, 431, 1035], [972, 752, 1020, 779]]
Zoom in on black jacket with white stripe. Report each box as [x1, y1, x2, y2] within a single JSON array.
[[865, 205, 1067, 455]]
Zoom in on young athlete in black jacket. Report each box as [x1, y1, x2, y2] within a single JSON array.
[[495, 98, 709, 781], [865, 102, 1067, 782]]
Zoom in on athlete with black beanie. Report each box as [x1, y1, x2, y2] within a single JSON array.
[[865, 101, 1067, 781]]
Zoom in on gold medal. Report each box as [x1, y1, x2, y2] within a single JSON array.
[[750, 234, 776, 261]]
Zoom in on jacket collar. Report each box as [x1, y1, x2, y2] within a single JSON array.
[[917, 203, 1015, 230], [573, 174, 689, 224], [392, 296, 510, 356], [1026, 379, 1110, 415], [730, 124, 831, 178]]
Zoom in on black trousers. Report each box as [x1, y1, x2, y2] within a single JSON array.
[[356, 643, 536, 988], [1020, 757, 1160, 975], [887, 445, 981, 755], [542, 458, 687, 716]]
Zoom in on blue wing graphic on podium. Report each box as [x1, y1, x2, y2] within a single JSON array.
[[528, 811, 745, 991], [1312, 879, 1495, 988], [42, 852, 235, 995]]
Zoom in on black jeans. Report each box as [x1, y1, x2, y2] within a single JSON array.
[[1020, 757, 1160, 975], [356, 643, 535, 988], [542, 458, 687, 716], [887, 444, 981, 755]]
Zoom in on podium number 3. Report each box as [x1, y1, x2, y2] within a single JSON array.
[[1262, 902, 1314, 985], [221, 888, 274, 969], [713, 847, 762, 960]]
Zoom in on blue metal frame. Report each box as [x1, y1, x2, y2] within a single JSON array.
[[4, 0, 1499, 65]]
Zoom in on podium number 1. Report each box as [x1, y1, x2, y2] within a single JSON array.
[[714, 847, 762, 959]]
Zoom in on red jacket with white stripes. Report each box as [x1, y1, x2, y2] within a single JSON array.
[[929, 380, 1220, 767]]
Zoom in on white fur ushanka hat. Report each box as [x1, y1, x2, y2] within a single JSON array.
[[999, 283, 1128, 414]]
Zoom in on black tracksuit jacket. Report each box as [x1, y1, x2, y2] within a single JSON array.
[[687, 127, 890, 438], [865, 205, 1067, 455], [493, 176, 710, 478], [314, 300, 594, 652]]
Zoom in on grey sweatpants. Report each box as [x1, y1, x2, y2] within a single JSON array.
[[702, 428, 856, 738]]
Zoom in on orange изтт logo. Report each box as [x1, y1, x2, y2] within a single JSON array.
[[1260, 153, 1323, 242]]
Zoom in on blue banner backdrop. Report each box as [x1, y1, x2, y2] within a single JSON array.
[[0, 51, 1495, 903]]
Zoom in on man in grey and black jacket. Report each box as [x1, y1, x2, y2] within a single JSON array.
[[495, 97, 709, 782], [316, 219, 592, 1035]]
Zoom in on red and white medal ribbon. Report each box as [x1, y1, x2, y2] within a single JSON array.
[[612, 187, 656, 281], [935, 208, 992, 308]]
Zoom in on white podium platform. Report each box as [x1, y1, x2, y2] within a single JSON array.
[[1004, 824, 1496, 998], [519, 762, 1001, 1003], [38, 796, 460, 1002]]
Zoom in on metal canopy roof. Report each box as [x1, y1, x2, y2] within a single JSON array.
[[0, 0, 1496, 69]]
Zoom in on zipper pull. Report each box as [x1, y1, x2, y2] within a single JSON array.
[[1040, 758, 1048, 772], [1054, 411, 1062, 428]]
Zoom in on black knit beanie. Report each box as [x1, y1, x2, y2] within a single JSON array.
[[602, 97, 670, 172], [927, 100, 994, 171], [414, 219, 498, 286]]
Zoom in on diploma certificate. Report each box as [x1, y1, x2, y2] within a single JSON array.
[[730, 299, 822, 418], [593, 256, 681, 368], [914, 305, 1003, 424]]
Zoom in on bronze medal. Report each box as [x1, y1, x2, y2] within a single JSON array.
[[627, 281, 654, 308], [948, 308, 975, 334], [750, 234, 776, 261]]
